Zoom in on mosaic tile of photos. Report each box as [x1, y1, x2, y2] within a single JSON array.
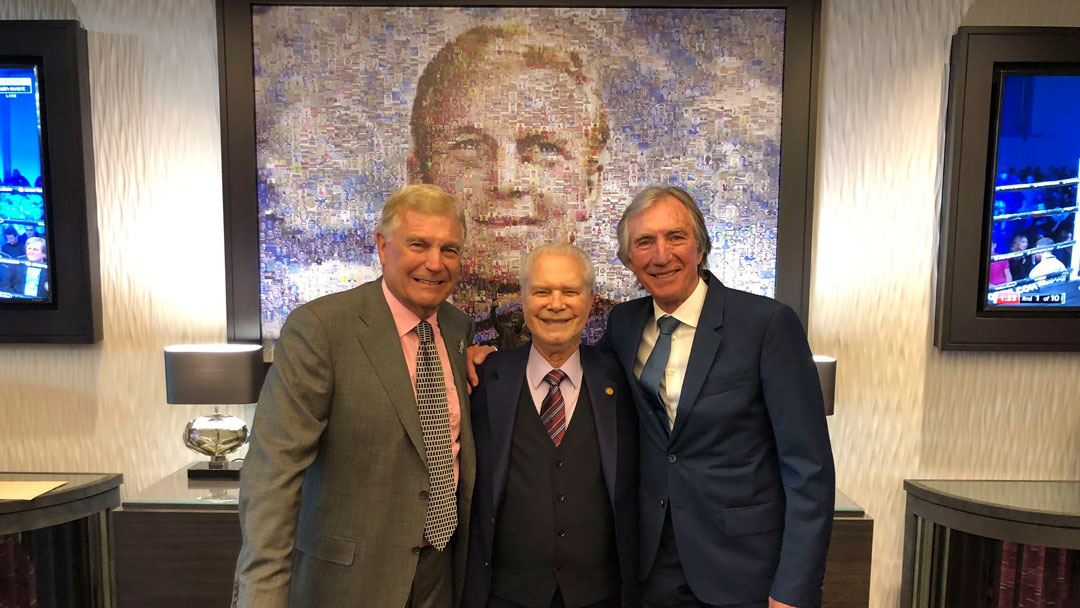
[[254, 6, 785, 347]]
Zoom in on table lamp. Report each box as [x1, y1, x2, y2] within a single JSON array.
[[164, 343, 265, 479], [813, 355, 837, 416]]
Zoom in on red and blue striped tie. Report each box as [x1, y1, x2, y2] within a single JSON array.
[[540, 369, 568, 446]]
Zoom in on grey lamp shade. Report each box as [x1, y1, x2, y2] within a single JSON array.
[[164, 344, 266, 405], [813, 355, 837, 416]]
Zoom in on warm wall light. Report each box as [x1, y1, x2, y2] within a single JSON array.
[[813, 355, 837, 416], [164, 343, 265, 479]]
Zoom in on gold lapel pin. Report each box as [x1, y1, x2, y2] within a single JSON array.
[[605, 387, 614, 395]]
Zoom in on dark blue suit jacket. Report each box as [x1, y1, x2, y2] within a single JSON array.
[[602, 273, 834, 607], [463, 343, 640, 608]]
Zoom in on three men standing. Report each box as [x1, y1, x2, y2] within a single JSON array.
[[235, 183, 833, 608]]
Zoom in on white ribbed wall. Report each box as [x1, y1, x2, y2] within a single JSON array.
[[813, 1, 1080, 607], [0, 0, 242, 496], [0, 2, 1077, 607]]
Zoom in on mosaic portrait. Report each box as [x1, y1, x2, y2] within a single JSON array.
[[253, 7, 786, 347]]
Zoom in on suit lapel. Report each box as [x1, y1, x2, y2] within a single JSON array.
[[669, 274, 725, 445], [355, 280, 424, 463], [582, 347, 617, 506], [489, 345, 529, 513], [438, 303, 475, 507]]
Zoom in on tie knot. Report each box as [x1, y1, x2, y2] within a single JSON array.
[[543, 369, 567, 387], [415, 320, 434, 343], [656, 315, 679, 336]]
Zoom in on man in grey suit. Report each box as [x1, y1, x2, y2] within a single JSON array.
[[235, 184, 477, 608]]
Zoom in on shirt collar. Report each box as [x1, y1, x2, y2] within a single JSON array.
[[381, 279, 440, 338], [652, 276, 707, 329], [527, 344, 583, 390]]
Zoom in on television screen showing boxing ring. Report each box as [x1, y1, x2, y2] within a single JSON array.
[[0, 64, 51, 303], [936, 27, 1080, 351], [984, 72, 1080, 310]]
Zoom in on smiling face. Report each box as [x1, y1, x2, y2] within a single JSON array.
[[410, 28, 607, 315], [24, 240, 45, 263], [376, 209, 463, 319], [522, 252, 593, 362], [624, 196, 704, 313]]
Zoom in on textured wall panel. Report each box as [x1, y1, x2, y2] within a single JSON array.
[[0, 2, 1077, 608], [0, 0, 240, 498], [812, 1, 1080, 607]]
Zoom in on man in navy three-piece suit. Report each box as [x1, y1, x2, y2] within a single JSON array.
[[603, 185, 835, 608], [464, 243, 639, 608]]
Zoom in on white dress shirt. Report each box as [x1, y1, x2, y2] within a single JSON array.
[[526, 345, 584, 424], [633, 277, 708, 428]]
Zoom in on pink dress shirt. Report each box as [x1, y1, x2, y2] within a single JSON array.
[[525, 346, 584, 424], [381, 281, 461, 486]]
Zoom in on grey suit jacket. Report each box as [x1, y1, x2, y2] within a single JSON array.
[[235, 279, 476, 608]]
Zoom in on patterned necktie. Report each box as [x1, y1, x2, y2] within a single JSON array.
[[638, 315, 680, 434], [414, 320, 457, 550], [540, 369, 569, 446]]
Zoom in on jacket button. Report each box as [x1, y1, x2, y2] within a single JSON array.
[[419, 490, 429, 500], [556, 563, 565, 571], [555, 459, 564, 468], [660, 499, 666, 507], [667, 454, 677, 463], [412, 546, 421, 554], [557, 494, 566, 502], [483, 561, 491, 568], [558, 530, 566, 537]]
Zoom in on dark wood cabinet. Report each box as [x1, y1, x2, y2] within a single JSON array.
[[901, 480, 1080, 608], [115, 468, 873, 607], [0, 472, 121, 608]]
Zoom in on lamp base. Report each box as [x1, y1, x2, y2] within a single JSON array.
[[187, 460, 242, 480]]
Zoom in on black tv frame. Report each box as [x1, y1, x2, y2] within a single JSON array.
[[0, 21, 101, 343], [217, 0, 822, 342], [936, 27, 1080, 352]]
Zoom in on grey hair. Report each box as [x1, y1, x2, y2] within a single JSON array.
[[24, 236, 46, 254], [616, 184, 711, 274], [520, 242, 596, 294], [377, 184, 467, 242]]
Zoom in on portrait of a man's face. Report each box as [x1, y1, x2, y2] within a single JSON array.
[[408, 26, 608, 316], [252, 7, 786, 347]]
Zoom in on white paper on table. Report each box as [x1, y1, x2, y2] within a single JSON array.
[[0, 480, 68, 500]]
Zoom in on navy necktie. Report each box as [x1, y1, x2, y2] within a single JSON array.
[[638, 315, 680, 434]]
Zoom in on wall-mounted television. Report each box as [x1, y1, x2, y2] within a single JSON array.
[[0, 21, 101, 343], [936, 27, 1080, 351], [0, 63, 52, 303]]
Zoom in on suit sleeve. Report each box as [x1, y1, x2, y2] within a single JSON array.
[[759, 304, 835, 608], [235, 305, 333, 608], [0, 262, 12, 294], [596, 308, 617, 356]]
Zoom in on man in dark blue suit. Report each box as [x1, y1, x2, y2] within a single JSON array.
[[603, 185, 834, 608], [464, 243, 639, 608]]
